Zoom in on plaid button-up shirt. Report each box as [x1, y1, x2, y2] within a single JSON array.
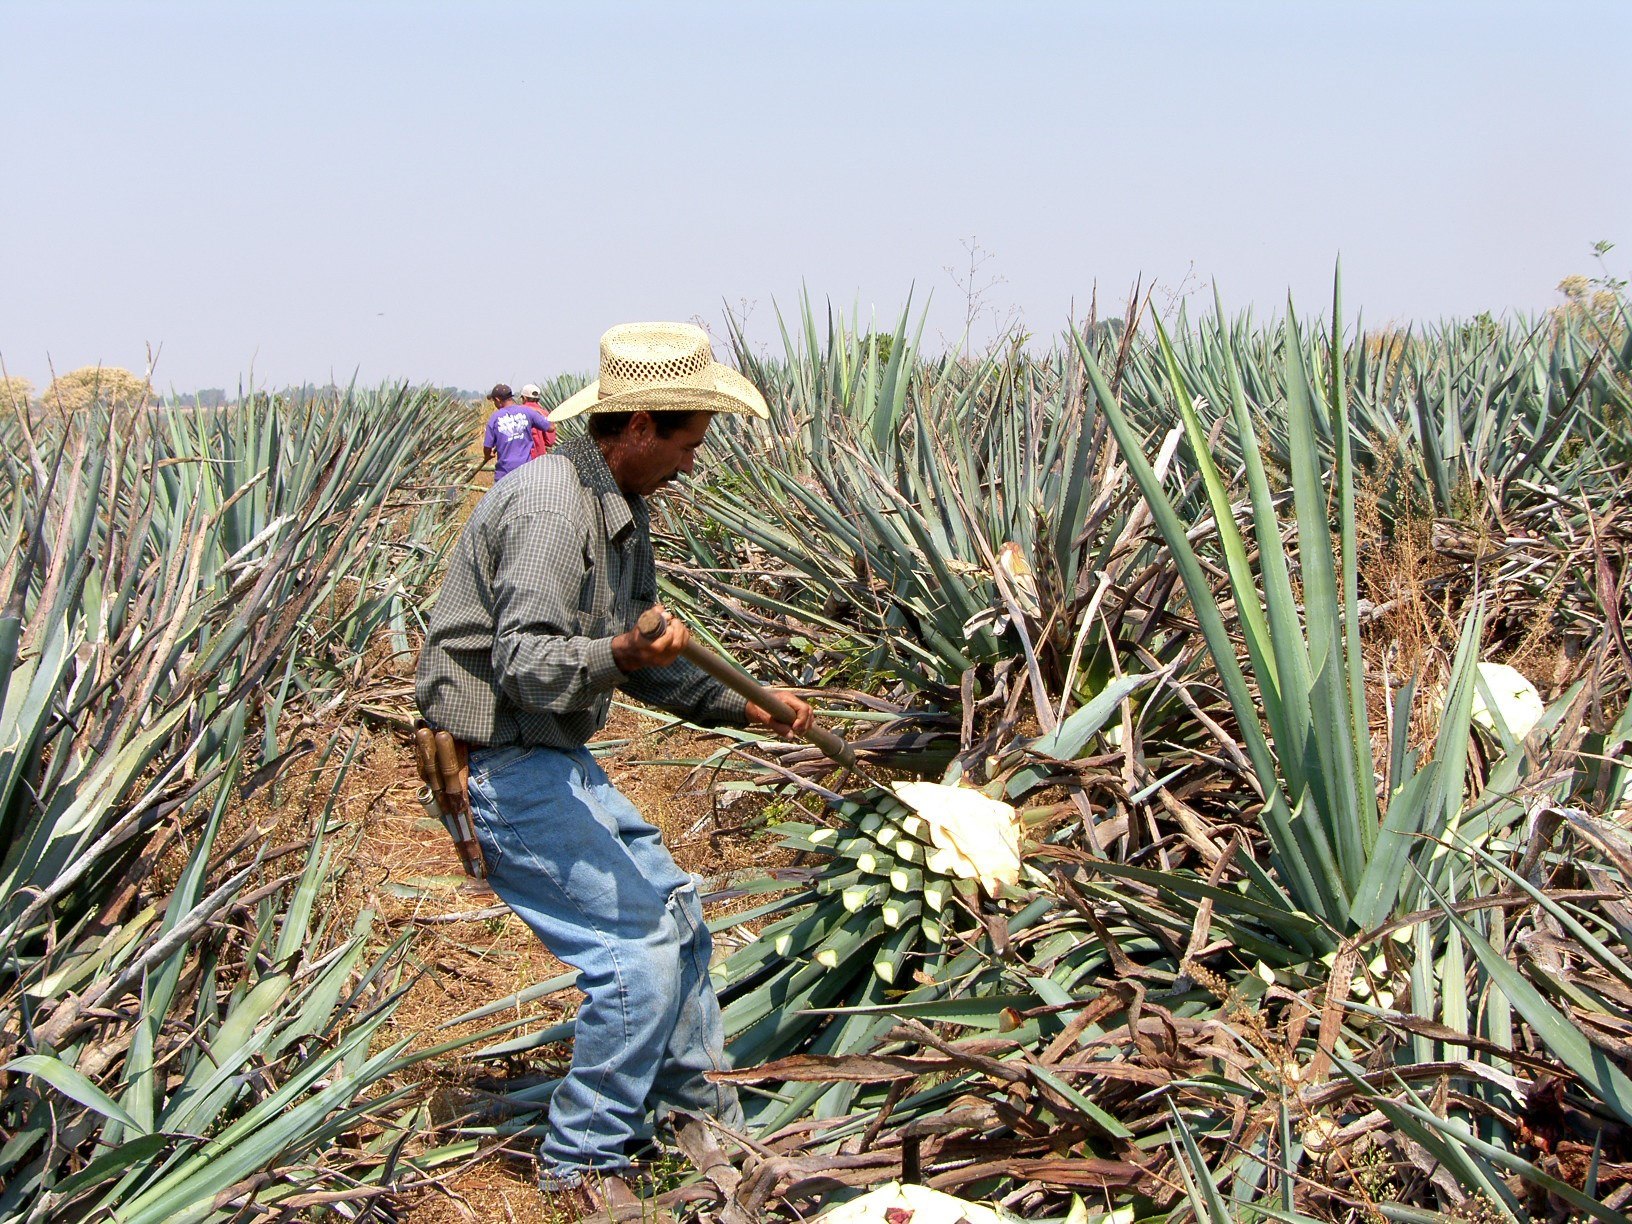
[[415, 435, 747, 747]]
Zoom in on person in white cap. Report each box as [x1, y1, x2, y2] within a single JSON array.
[[518, 382, 557, 459], [416, 323, 813, 1210]]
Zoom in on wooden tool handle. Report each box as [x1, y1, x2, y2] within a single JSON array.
[[433, 730, 469, 813], [413, 726, 448, 809], [637, 607, 668, 641], [635, 607, 858, 770]]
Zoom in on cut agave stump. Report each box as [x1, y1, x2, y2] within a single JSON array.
[[713, 783, 1024, 1131]]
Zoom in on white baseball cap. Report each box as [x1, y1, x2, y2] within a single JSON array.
[[519, 383, 542, 399]]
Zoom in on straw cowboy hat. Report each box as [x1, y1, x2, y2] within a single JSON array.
[[551, 322, 770, 422]]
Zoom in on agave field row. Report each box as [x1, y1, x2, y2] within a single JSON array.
[[3, 280, 1629, 1224], [634, 284, 1628, 1221], [0, 390, 488, 1222]]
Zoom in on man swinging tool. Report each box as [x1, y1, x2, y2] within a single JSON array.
[[414, 321, 813, 1213]]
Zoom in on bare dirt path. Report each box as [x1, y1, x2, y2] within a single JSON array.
[[332, 699, 785, 1221], [319, 443, 793, 1218]]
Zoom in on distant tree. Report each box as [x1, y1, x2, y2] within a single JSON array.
[[197, 388, 227, 408], [271, 382, 341, 407], [1557, 274, 1620, 322], [42, 366, 149, 414], [863, 333, 896, 366], [1461, 310, 1502, 346], [0, 377, 34, 411]]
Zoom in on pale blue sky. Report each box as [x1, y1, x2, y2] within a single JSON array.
[[2, 1, 1627, 392]]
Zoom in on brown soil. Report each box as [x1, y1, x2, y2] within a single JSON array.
[[326, 700, 797, 1221]]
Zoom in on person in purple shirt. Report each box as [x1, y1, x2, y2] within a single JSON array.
[[481, 384, 556, 481]]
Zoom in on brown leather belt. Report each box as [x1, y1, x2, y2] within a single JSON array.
[[411, 722, 486, 879]]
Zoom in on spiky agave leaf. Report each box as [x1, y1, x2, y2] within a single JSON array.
[[0, 387, 484, 1222], [713, 785, 1032, 1126]]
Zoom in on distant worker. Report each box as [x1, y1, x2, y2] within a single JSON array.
[[482, 384, 555, 481], [520, 383, 558, 459]]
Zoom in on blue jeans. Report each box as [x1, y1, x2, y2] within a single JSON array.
[[467, 745, 741, 1182]]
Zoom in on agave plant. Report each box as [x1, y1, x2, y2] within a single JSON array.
[[654, 298, 1213, 794], [0, 387, 482, 1221], [648, 283, 1632, 1222]]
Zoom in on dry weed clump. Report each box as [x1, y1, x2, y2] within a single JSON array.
[[40, 363, 150, 413], [0, 374, 33, 410], [1349, 447, 1620, 764], [1353, 456, 1467, 753]]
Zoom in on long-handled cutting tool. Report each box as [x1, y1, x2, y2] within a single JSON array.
[[636, 606, 864, 774]]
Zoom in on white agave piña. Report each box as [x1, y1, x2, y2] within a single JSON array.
[[716, 782, 1023, 1096]]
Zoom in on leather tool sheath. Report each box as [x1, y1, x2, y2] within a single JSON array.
[[412, 722, 486, 879]]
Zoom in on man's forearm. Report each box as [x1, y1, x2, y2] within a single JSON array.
[[494, 631, 624, 715], [621, 658, 749, 727]]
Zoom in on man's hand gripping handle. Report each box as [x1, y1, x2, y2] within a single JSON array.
[[636, 607, 856, 771]]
